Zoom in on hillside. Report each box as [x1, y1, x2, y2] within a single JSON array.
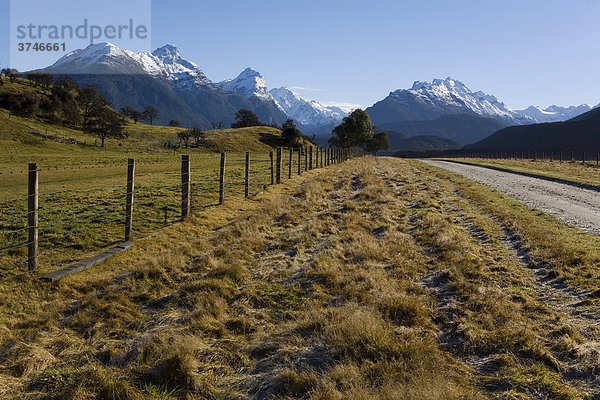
[[468, 107, 600, 151], [388, 133, 460, 151], [0, 79, 308, 154], [379, 113, 506, 145], [0, 109, 295, 155]]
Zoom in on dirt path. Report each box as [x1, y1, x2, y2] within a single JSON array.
[[420, 159, 600, 236]]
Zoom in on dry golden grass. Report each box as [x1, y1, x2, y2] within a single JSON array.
[[444, 157, 600, 189], [1, 157, 600, 399]]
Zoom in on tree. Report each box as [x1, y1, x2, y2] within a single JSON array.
[[281, 119, 302, 147], [190, 128, 205, 146], [86, 106, 127, 147], [130, 110, 142, 124], [50, 84, 80, 125], [329, 109, 374, 148], [0, 91, 40, 117], [211, 121, 224, 130], [365, 131, 390, 154], [78, 85, 107, 128], [231, 109, 262, 128], [142, 105, 159, 125], [168, 120, 180, 127], [26, 72, 53, 88], [54, 76, 79, 92], [120, 106, 143, 124], [177, 130, 191, 148], [1, 68, 20, 83]]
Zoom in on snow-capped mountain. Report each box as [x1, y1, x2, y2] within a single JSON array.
[[516, 104, 598, 123], [220, 68, 272, 100], [270, 87, 348, 129], [40, 42, 290, 128], [47, 43, 211, 90], [219, 69, 348, 133], [367, 77, 535, 127], [218, 67, 287, 125]]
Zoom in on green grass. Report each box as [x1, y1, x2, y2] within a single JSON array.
[[0, 105, 317, 280]]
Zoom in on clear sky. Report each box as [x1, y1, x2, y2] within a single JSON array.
[[1, 0, 599, 110]]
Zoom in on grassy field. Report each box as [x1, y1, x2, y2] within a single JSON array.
[[1, 157, 599, 399], [441, 157, 600, 189], [0, 108, 317, 280]]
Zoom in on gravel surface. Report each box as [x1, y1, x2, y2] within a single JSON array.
[[420, 160, 600, 236]]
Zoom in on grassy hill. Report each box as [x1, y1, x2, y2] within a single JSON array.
[[0, 79, 312, 155]]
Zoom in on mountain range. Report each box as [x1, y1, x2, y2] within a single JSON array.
[[365, 77, 598, 145], [37, 43, 598, 148], [366, 78, 535, 127], [516, 104, 597, 123], [40, 43, 348, 133]]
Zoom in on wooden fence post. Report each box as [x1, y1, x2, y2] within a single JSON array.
[[597, 153, 599, 166], [181, 154, 191, 219], [219, 152, 226, 205], [245, 151, 250, 198], [125, 158, 135, 242], [559, 152, 562, 162], [288, 148, 293, 179], [304, 147, 308, 171], [321, 147, 324, 167], [583, 152, 586, 165], [309, 147, 313, 170], [571, 151, 574, 162], [276, 147, 282, 184], [27, 163, 38, 271], [269, 151, 274, 185], [298, 147, 302, 175]]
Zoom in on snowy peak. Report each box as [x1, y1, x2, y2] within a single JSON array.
[[45, 42, 210, 88], [516, 103, 598, 123], [391, 77, 534, 125], [152, 44, 180, 60], [49, 42, 147, 74], [136, 44, 210, 87], [220, 67, 271, 100], [270, 87, 348, 127]]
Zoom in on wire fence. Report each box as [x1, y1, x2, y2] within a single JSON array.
[[0, 147, 360, 280], [448, 150, 600, 164]]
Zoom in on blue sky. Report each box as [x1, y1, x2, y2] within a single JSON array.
[[1, 0, 599, 110]]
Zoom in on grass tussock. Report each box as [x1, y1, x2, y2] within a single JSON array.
[[1, 157, 599, 399]]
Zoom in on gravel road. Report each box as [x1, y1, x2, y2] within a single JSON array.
[[420, 160, 600, 236]]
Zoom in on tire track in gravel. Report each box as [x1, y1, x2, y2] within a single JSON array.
[[420, 159, 600, 237]]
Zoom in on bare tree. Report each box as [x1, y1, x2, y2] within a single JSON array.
[[142, 105, 159, 125]]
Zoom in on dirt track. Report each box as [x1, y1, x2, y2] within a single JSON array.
[[420, 160, 600, 236]]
